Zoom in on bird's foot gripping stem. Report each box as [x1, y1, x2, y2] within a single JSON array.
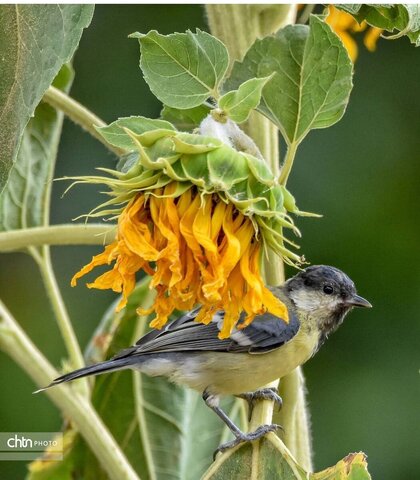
[[213, 424, 281, 458], [237, 387, 283, 421], [202, 391, 282, 460]]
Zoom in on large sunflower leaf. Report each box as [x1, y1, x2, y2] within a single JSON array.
[[0, 4, 94, 192], [225, 15, 353, 145], [203, 437, 308, 480], [131, 29, 229, 109], [0, 64, 73, 240], [203, 437, 371, 480]]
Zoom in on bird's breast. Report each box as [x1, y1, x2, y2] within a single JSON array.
[[170, 327, 320, 396]]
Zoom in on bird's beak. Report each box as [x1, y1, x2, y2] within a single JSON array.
[[345, 294, 372, 308]]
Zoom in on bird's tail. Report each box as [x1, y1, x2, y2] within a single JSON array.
[[33, 357, 135, 393]]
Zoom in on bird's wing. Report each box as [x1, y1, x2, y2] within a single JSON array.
[[113, 306, 300, 359]]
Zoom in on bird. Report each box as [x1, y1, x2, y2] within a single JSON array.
[[36, 265, 372, 455]]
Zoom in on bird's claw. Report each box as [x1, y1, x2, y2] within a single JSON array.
[[238, 388, 283, 421], [213, 424, 282, 459]]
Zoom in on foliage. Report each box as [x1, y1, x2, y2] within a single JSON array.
[[336, 4, 420, 45], [0, 5, 94, 191], [0, 3, 416, 480], [28, 281, 243, 480], [0, 65, 73, 236], [225, 16, 353, 145]]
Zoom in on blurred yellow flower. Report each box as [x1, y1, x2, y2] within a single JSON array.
[[72, 184, 288, 338], [326, 5, 383, 61]]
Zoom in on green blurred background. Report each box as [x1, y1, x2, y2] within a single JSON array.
[[0, 5, 419, 479]]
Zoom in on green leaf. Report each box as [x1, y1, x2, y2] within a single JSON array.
[[96, 116, 176, 151], [0, 4, 94, 192], [334, 5, 364, 15], [225, 15, 353, 145], [336, 4, 420, 46], [161, 105, 211, 131], [131, 29, 229, 109], [29, 281, 244, 480], [310, 452, 371, 480], [407, 29, 420, 46], [27, 282, 151, 480], [203, 437, 308, 480], [0, 65, 74, 239], [219, 76, 273, 123], [203, 436, 371, 480]]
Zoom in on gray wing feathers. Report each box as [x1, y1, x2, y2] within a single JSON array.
[[114, 307, 300, 359]]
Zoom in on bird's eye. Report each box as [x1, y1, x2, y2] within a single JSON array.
[[323, 285, 334, 295]]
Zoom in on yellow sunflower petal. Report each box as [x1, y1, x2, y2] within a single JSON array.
[[74, 184, 287, 335], [364, 27, 383, 52], [71, 243, 118, 286], [119, 196, 159, 260], [151, 195, 182, 287], [336, 30, 358, 62], [250, 244, 289, 322], [211, 200, 226, 241], [88, 268, 123, 292], [195, 305, 217, 325], [326, 5, 356, 30]]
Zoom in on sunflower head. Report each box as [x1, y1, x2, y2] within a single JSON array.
[[70, 119, 309, 337]]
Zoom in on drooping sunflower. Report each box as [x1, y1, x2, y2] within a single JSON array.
[[70, 119, 308, 338]]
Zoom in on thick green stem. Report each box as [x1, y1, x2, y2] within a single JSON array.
[[298, 4, 315, 25], [279, 142, 298, 186], [276, 368, 313, 470], [42, 86, 124, 157], [0, 300, 140, 480], [0, 224, 115, 251], [35, 248, 89, 397], [206, 4, 313, 472]]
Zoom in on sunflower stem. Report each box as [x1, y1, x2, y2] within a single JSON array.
[[279, 141, 299, 186], [42, 86, 125, 157], [0, 299, 140, 480], [206, 4, 313, 472], [0, 224, 115, 252], [298, 4, 315, 25], [35, 248, 90, 398]]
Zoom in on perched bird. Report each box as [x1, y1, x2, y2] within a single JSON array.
[[37, 265, 371, 454]]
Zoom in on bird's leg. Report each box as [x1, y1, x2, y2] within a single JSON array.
[[202, 390, 281, 459], [236, 387, 283, 421]]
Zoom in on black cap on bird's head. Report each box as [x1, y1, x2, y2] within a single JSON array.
[[285, 265, 371, 338]]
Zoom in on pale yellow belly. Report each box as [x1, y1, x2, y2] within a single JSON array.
[[167, 327, 319, 395]]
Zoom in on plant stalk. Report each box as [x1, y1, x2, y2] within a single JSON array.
[[206, 4, 313, 472], [298, 4, 315, 25], [35, 248, 89, 397], [279, 142, 299, 186], [0, 224, 115, 252], [42, 86, 125, 157], [0, 300, 140, 480]]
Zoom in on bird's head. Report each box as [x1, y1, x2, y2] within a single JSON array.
[[285, 265, 371, 338]]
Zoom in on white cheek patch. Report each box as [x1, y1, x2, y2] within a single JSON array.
[[290, 290, 341, 312], [290, 290, 319, 311]]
